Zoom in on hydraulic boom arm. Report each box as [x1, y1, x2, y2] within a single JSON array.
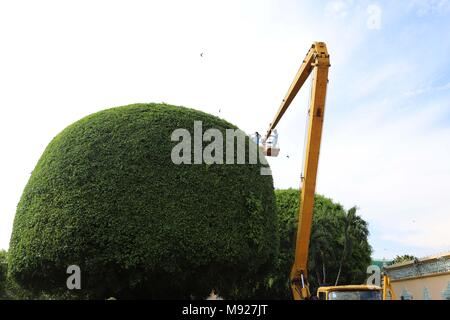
[[264, 42, 330, 300]]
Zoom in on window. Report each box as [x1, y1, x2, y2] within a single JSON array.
[[327, 290, 382, 300]]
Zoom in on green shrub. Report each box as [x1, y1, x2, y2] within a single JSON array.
[[251, 189, 372, 299], [388, 255, 416, 266], [0, 250, 7, 299], [8, 103, 277, 299]]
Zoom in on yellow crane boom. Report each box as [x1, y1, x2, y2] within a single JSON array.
[[264, 42, 330, 300], [264, 42, 395, 300]]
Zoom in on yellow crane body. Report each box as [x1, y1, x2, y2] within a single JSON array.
[[263, 42, 395, 300], [264, 42, 330, 299]]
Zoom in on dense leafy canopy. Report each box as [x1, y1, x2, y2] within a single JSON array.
[[0, 250, 7, 299], [251, 189, 372, 299], [8, 103, 277, 299]]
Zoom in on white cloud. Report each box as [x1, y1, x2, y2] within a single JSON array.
[[379, 216, 450, 249], [315, 93, 450, 257], [403, 82, 450, 97], [409, 0, 450, 16]]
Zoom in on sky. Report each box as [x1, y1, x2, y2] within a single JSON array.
[[0, 0, 449, 259]]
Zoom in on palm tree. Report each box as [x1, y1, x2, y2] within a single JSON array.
[[309, 223, 329, 285], [308, 205, 341, 287], [334, 207, 370, 286], [335, 207, 357, 286]]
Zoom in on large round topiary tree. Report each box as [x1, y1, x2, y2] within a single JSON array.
[[8, 103, 278, 299]]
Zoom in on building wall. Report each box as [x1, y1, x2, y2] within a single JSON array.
[[391, 273, 450, 300], [385, 253, 450, 300]]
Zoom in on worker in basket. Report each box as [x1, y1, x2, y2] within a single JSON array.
[[265, 129, 280, 157]]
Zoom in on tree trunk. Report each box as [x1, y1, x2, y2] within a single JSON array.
[[335, 261, 342, 286], [316, 270, 322, 285], [321, 251, 326, 284], [335, 245, 346, 286]]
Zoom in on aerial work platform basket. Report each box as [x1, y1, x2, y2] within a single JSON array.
[[251, 131, 280, 157]]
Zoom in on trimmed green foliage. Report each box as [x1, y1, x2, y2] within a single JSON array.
[[252, 189, 372, 299], [8, 103, 277, 299], [0, 250, 7, 299]]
